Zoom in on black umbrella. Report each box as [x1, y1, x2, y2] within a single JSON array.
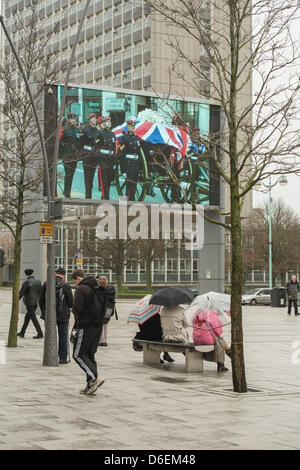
[[150, 287, 194, 308]]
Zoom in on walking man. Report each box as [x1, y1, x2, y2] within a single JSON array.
[[286, 275, 299, 315], [39, 267, 73, 364], [71, 269, 105, 395], [18, 269, 43, 339]]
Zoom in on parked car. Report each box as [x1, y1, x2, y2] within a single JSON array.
[[242, 288, 272, 305], [187, 286, 198, 297]]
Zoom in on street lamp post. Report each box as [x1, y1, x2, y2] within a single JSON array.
[[255, 175, 288, 289]]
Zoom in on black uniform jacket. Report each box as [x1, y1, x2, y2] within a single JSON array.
[[19, 276, 42, 307]]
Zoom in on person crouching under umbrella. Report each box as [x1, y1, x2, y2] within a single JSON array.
[[133, 313, 174, 363]]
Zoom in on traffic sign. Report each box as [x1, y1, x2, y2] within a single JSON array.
[[40, 222, 53, 236], [40, 222, 53, 244], [40, 236, 53, 244]]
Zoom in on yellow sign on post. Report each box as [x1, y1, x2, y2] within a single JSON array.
[[40, 222, 53, 244]]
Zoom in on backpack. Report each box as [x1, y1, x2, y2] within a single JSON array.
[[89, 285, 117, 325], [89, 286, 106, 325], [102, 285, 117, 324], [56, 277, 65, 315]]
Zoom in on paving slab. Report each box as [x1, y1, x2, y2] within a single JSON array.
[[1, 288, 300, 450]]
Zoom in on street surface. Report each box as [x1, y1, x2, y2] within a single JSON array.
[[1, 288, 300, 450]]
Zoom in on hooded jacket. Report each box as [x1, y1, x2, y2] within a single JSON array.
[[160, 305, 189, 343], [192, 311, 223, 346], [39, 276, 73, 322], [72, 276, 99, 328]]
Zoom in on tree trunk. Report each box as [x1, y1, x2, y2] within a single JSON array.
[[145, 256, 152, 291], [7, 227, 22, 347], [230, 196, 247, 393], [116, 270, 123, 293]]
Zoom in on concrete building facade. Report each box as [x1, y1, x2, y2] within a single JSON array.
[[0, 0, 253, 292]]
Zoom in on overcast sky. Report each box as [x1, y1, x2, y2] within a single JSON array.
[[253, 7, 300, 216]]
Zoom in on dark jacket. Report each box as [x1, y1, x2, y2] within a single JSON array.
[[72, 276, 98, 328], [39, 276, 73, 322], [59, 125, 81, 161], [286, 280, 299, 300], [19, 276, 41, 306], [119, 132, 142, 173], [80, 126, 101, 161], [135, 313, 163, 342], [97, 129, 117, 169]]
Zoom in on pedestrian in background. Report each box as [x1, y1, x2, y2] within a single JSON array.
[[98, 275, 116, 347], [286, 274, 299, 315], [18, 269, 43, 339], [39, 267, 73, 364]]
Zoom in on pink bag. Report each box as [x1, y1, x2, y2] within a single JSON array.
[[192, 311, 223, 346]]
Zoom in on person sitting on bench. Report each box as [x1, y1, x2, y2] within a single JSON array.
[[133, 313, 174, 363], [160, 304, 189, 344]]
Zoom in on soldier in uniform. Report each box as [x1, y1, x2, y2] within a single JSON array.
[[80, 113, 101, 199], [97, 116, 117, 200], [119, 117, 142, 201], [59, 112, 81, 198]]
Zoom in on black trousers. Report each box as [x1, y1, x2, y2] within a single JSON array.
[[83, 157, 98, 199], [125, 161, 140, 201], [98, 166, 114, 200], [20, 305, 43, 336], [288, 299, 298, 314], [73, 324, 103, 384], [57, 321, 69, 361], [63, 160, 77, 198]]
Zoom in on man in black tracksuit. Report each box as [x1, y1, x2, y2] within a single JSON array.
[[39, 267, 73, 364], [18, 269, 43, 339], [286, 275, 300, 315], [71, 270, 105, 395]]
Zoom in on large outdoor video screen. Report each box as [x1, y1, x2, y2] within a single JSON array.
[[45, 85, 220, 205]]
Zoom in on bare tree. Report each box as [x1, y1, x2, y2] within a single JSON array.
[[242, 201, 300, 286], [86, 238, 136, 292], [75, 217, 136, 292], [137, 238, 167, 290], [145, 0, 300, 392], [0, 7, 61, 347]]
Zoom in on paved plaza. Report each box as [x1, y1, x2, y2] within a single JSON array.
[[1, 287, 300, 450]]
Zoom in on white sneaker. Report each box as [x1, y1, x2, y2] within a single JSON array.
[[86, 377, 105, 395], [79, 386, 89, 395]]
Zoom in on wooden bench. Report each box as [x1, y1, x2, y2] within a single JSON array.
[[132, 339, 214, 373]]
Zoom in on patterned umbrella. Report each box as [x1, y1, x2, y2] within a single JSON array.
[[127, 294, 162, 325], [113, 121, 190, 154]]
